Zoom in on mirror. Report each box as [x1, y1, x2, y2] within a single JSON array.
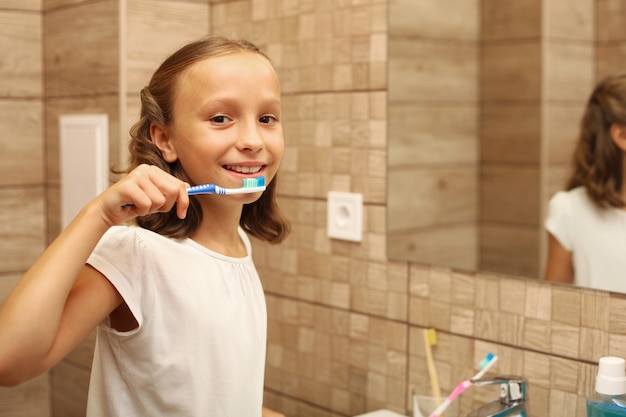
[[386, 1, 619, 290]]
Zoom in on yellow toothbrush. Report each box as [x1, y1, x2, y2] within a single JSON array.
[[423, 328, 442, 401]]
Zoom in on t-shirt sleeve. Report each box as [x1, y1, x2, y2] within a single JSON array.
[[545, 191, 573, 251], [87, 226, 145, 334]]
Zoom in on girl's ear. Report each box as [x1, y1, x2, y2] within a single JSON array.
[[150, 122, 178, 163]]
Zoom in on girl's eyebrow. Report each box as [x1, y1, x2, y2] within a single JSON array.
[[199, 97, 281, 112], [196, 98, 234, 114]]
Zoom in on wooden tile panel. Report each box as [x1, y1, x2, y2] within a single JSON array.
[[44, 1, 119, 97], [126, 0, 209, 93], [482, 0, 541, 40], [0, 10, 42, 97], [0, 100, 44, 186], [0, 187, 45, 273]]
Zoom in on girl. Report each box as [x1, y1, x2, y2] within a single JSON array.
[[0, 36, 289, 416], [544, 72, 626, 293]]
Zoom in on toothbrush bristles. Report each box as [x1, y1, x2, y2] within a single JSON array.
[[478, 352, 495, 368], [472, 353, 498, 381], [243, 176, 264, 188]]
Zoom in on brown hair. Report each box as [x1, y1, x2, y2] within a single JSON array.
[[123, 35, 290, 243], [566, 72, 626, 208]]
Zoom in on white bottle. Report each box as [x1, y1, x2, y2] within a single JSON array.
[[587, 356, 626, 417]]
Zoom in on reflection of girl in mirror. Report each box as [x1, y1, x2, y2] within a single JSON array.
[[544, 72, 626, 292], [0, 36, 289, 417]]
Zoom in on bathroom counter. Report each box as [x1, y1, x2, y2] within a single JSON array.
[[353, 410, 408, 417]]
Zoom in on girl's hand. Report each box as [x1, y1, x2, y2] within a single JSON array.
[[95, 164, 190, 227]]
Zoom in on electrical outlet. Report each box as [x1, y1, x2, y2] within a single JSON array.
[[327, 191, 363, 242]]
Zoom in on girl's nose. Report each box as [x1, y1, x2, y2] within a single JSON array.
[[237, 121, 264, 152]]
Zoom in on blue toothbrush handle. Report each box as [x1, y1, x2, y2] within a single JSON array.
[[187, 184, 221, 195], [122, 179, 263, 207], [122, 184, 220, 208]]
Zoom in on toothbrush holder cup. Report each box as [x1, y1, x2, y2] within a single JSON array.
[[413, 385, 459, 417]]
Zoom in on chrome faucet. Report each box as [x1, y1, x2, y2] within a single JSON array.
[[467, 376, 528, 417]]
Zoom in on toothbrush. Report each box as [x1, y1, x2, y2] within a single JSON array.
[[423, 328, 442, 401], [121, 177, 265, 208], [186, 176, 266, 195], [413, 330, 441, 417], [427, 353, 498, 417]]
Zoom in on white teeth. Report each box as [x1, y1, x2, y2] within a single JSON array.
[[225, 165, 262, 174]]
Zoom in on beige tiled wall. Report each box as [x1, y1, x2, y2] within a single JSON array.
[[387, 0, 479, 272], [0, 1, 48, 416], [480, 1, 543, 278], [596, 0, 626, 80], [3, 1, 626, 417]]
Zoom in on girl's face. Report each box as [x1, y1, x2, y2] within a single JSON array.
[[153, 51, 284, 203]]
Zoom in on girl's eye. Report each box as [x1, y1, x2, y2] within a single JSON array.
[[259, 115, 277, 124], [210, 115, 231, 124]]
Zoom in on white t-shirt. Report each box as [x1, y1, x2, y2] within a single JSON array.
[[545, 186, 626, 293], [85, 225, 267, 417]]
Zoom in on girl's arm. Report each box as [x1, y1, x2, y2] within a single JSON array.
[[0, 165, 189, 386], [543, 232, 574, 283], [262, 407, 286, 417]]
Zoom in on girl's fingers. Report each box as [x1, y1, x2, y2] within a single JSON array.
[[134, 178, 170, 213], [175, 183, 190, 219], [102, 165, 189, 225]]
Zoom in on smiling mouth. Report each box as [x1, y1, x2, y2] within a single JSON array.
[[224, 165, 263, 174]]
